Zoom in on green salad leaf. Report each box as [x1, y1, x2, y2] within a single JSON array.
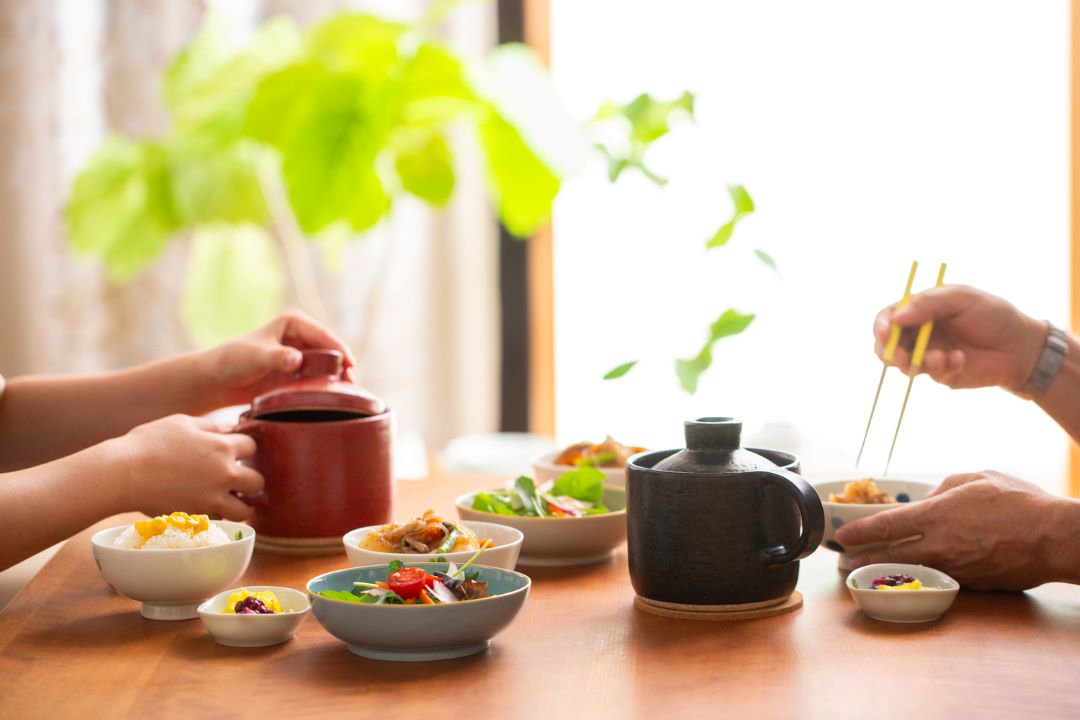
[[551, 465, 605, 505], [512, 475, 548, 517], [317, 589, 366, 604], [472, 491, 516, 516], [388, 560, 404, 574]]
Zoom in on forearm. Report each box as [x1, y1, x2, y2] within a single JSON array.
[[1032, 333, 1080, 445], [0, 438, 133, 571], [0, 351, 219, 471]]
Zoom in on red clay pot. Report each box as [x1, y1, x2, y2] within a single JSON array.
[[236, 350, 393, 552]]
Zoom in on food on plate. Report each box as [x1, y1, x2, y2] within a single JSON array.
[[553, 436, 645, 468], [471, 468, 612, 518], [222, 589, 285, 614], [315, 553, 490, 606], [112, 512, 233, 549], [828, 478, 896, 504], [871, 574, 923, 591], [359, 510, 489, 554]]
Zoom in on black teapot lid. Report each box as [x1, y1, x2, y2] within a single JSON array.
[[652, 417, 778, 474]]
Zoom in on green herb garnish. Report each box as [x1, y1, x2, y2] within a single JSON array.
[[234, 530, 243, 541]]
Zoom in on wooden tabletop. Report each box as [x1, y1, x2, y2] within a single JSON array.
[[3, 474, 1080, 719]]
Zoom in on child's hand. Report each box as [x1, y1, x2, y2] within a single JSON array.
[[119, 415, 263, 520], [200, 310, 356, 409]]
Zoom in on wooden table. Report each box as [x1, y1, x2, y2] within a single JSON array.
[[3, 474, 1080, 719]]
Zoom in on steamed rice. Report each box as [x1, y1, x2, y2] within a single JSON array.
[[113, 523, 231, 549]]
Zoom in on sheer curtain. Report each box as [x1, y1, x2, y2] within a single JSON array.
[[0, 0, 500, 460]]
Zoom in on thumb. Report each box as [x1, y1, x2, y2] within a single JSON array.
[[891, 285, 970, 328], [267, 345, 303, 374]]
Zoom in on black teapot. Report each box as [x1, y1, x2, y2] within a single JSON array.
[[627, 417, 824, 608]]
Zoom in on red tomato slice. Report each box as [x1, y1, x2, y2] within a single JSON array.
[[387, 567, 427, 600]]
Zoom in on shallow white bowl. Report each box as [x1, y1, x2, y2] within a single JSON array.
[[307, 563, 530, 661], [531, 450, 627, 488], [813, 478, 936, 570], [456, 486, 627, 567], [846, 563, 960, 623], [342, 520, 524, 570], [197, 585, 310, 647], [91, 521, 254, 620]]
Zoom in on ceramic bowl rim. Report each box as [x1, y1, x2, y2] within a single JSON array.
[[846, 563, 960, 594], [342, 520, 525, 555], [814, 478, 937, 508], [307, 562, 532, 608], [454, 487, 627, 522], [197, 585, 311, 616], [91, 520, 254, 554]]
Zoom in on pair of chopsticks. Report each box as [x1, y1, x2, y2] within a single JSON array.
[[856, 261, 947, 476]]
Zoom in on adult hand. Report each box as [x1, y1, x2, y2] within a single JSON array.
[[118, 414, 263, 521], [201, 310, 357, 408], [874, 285, 1046, 390], [835, 470, 1080, 590]]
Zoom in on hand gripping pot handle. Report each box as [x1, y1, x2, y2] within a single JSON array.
[[231, 419, 267, 507], [760, 468, 824, 565]]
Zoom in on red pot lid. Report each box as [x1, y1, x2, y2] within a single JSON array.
[[250, 349, 386, 418]]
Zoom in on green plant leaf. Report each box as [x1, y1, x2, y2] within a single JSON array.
[[305, 13, 405, 78], [755, 249, 778, 272], [397, 43, 478, 126], [622, 91, 695, 144], [707, 184, 755, 249], [477, 109, 560, 237], [675, 309, 756, 394], [551, 465, 605, 505], [394, 130, 455, 206], [591, 91, 694, 186], [603, 360, 638, 380], [180, 224, 285, 346], [168, 139, 267, 225], [65, 136, 181, 282], [246, 63, 391, 233]]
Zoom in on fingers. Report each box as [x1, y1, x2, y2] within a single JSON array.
[[215, 493, 255, 522], [847, 537, 935, 567], [834, 505, 925, 546], [926, 472, 982, 498], [220, 432, 257, 460], [228, 465, 265, 496], [891, 285, 970, 327], [274, 309, 357, 368]]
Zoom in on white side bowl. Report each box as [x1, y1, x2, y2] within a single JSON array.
[[846, 563, 960, 623], [91, 521, 255, 620], [532, 450, 627, 488], [456, 487, 627, 567], [343, 521, 524, 570], [198, 585, 310, 647], [813, 478, 936, 570]]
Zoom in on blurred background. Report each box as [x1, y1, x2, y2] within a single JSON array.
[[0, 0, 1073, 497]]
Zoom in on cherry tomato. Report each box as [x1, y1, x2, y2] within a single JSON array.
[[387, 567, 428, 599]]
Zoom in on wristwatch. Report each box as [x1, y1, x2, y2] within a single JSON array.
[[1018, 322, 1069, 398]]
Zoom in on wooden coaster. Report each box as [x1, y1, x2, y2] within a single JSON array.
[[634, 591, 803, 621], [255, 535, 344, 557]]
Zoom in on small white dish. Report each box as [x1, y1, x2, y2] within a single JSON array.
[[532, 450, 627, 488], [456, 486, 627, 567], [813, 478, 936, 570], [846, 563, 959, 623], [91, 521, 255, 620], [343, 520, 523, 570], [198, 585, 310, 647], [308, 563, 530, 661]]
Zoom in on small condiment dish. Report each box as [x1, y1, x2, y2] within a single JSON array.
[[308, 563, 530, 661], [343, 520, 524, 570], [846, 563, 959, 623], [91, 521, 255, 620], [531, 450, 627, 488], [197, 585, 310, 647], [456, 486, 627, 567], [813, 478, 936, 570]]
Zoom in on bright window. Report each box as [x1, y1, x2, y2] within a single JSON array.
[[550, 1, 1070, 489]]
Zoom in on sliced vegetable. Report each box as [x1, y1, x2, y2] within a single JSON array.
[[387, 566, 428, 600]]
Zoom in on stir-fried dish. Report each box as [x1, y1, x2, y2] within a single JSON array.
[[316, 553, 490, 606], [472, 467, 611, 518], [829, 478, 896, 504], [554, 436, 645, 468], [360, 510, 488, 554]]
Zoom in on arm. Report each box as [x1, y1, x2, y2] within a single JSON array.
[[0, 310, 355, 472], [0, 415, 261, 571], [1032, 331, 1080, 445]]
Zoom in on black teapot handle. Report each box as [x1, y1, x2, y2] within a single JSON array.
[[760, 468, 824, 565]]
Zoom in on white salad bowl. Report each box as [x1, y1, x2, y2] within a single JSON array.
[[846, 563, 960, 623], [90, 521, 255, 621], [455, 486, 627, 567], [197, 585, 310, 647], [812, 478, 936, 570], [531, 450, 627, 488], [307, 563, 530, 661], [343, 520, 524, 570]]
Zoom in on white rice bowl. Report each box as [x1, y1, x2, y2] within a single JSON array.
[[113, 523, 231, 549]]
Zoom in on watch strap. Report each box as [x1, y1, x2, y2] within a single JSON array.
[[1021, 323, 1068, 397]]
